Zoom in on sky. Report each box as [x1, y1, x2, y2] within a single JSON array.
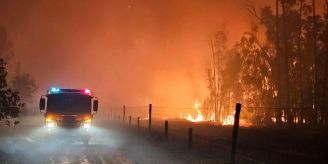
[[0, 0, 323, 111]]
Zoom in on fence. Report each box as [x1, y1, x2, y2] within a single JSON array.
[[102, 103, 242, 163]]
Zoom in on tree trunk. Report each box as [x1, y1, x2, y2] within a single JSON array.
[[275, 0, 283, 126], [281, 0, 293, 124], [216, 50, 221, 122], [322, 0, 328, 127], [211, 39, 218, 122], [312, 0, 319, 125], [299, 0, 304, 125]]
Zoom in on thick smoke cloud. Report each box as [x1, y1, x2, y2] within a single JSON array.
[[0, 0, 274, 110]]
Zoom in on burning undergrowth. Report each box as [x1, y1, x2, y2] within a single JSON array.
[[180, 100, 252, 127]]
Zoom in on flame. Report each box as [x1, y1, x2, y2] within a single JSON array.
[[186, 113, 204, 122], [185, 100, 205, 122], [183, 100, 245, 126], [222, 114, 234, 125]]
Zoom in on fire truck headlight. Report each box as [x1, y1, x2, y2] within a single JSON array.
[[83, 123, 91, 128], [82, 119, 92, 128], [46, 118, 56, 128], [47, 122, 55, 128]]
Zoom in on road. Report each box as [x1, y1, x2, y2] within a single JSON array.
[[4, 116, 323, 163], [0, 116, 180, 164]]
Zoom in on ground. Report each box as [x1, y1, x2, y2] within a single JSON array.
[[1, 116, 328, 164], [0, 116, 178, 164]]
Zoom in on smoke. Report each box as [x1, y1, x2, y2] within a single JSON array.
[[0, 0, 277, 110], [0, 115, 174, 163], [0, 116, 119, 162]]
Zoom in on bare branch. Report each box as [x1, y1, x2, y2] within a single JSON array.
[[243, 0, 261, 21]]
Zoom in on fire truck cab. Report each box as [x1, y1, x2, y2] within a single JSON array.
[[39, 87, 98, 144]]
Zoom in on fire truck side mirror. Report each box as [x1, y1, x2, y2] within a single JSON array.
[[39, 97, 46, 112], [93, 100, 98, 112]]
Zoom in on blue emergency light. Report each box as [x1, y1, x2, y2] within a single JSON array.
[[50, 87, 61, 93]]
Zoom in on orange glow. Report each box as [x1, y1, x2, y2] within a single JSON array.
[[0, 0, 261, 109], [222, 115, 234, 126], [185, 100, 205, 122], [186, 113, 204, 122], [2, 1, 314, 126]]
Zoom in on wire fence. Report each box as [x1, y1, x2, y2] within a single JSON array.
[[94, 103, 324, 163], [94, 103, 247, 163], [96, 104, 319, 129]]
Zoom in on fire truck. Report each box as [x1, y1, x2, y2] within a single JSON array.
[[39, 87, 98, 144]]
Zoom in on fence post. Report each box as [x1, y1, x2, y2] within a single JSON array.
[[231, 103, 241, 163], [188, 127, 193, 149], [129, 116, 131, 127], [164, 120, 168, 139], [149, 104, 152, 132], [123, 105, 126, 123], [137, 117, 140, 129]]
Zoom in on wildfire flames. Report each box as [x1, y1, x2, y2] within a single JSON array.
[[222, 115, 234, 125], [184, 100, 235, 125], [185, 100, 205, 122]]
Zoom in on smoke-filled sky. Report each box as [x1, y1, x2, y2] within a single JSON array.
[[0, 0, 302, 109]]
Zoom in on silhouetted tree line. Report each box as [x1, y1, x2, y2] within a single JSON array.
[[205, 0, 328, 127], [0, 59, 23, 126], [0, 26, 37, 125]]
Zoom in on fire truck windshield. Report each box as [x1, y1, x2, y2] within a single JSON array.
[[47, 94, 91, 114]]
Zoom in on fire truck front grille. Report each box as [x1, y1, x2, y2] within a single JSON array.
[[57, 116, 81, 128]]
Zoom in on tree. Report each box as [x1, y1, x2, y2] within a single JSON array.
[[312, 0, 319, 125], [0, 26, 24, 126], [220, 47, 242, 120], [206, 30, 229, 122], [204, 68, 215, 120], [276, 0, 283, 125], [213, 31, 228, 122], [12, 72, 38, 114], [0, 59, 24, 126], [204, 1, 328, 126], [298, 0, 305, 124], [0, 26, 13, 60], [235, 26, 275, 124], [281, 0, 293, 124], [317, 0, 328, 126], [12, 69, 38, 103], [260, 1, 313, 125]]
